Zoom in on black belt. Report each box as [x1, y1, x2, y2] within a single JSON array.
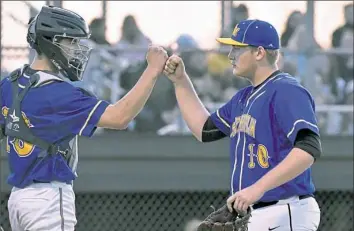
[[33, 180, 50, 183], [33, 180, 71, 185], [252, 194, 313, 210]]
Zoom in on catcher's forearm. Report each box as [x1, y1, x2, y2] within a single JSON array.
[[174, 74, 210, 141], [111, 66, 159, 128], [255, 148, 315, 193]]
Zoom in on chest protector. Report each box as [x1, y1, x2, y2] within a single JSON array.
[[1, 66, 72, 162]]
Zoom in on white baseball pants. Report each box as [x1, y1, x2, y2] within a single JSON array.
[[248, 196, 321, 231], [7, 181, 76, 231]]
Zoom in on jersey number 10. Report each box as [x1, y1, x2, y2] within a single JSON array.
[[6, 137, 35, 157], [247, 143, 270, 169]]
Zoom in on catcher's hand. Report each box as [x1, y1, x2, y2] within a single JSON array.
[[197, 204, 251, 231]]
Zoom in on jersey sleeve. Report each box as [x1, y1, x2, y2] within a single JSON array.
[[210, 98, 233, 136], [51, 84, 110, 137], [274, 84, 320, 144]]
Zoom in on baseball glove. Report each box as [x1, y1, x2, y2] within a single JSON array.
[[196, 204, 251, 231]]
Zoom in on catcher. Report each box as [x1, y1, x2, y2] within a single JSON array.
[[0, 6, 168, 231]]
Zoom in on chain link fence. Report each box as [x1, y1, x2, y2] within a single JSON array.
[[0, 190, 353, 231]]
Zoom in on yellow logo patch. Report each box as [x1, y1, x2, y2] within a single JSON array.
[[232, 25, 240, 36], [1, 106, 34, 128]]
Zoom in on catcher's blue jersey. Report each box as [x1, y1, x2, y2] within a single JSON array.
[[0, 68, 109, 188], [210, 71, 319, 202]]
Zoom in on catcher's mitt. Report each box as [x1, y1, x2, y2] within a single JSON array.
[[197, 204, 251, 231]]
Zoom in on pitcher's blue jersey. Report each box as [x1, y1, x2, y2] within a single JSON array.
[[0, 68, 109, 188], [210, 71, 319, 202]]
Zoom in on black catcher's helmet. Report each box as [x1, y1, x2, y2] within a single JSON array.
[[27, 5, 92, 81]]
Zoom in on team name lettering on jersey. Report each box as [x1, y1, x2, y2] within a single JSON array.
[[230, 114, 256, 138]]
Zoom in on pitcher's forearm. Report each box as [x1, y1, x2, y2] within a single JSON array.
[[255, 148, 315, 193], [174, 75, 210, 141]]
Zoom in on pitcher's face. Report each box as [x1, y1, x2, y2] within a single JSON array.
[[228, 46, 256, 78]]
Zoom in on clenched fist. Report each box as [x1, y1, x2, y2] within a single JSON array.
[[163, 54, 186, 84], [146, 45, 168, 74]]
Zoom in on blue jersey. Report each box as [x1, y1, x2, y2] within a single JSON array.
[[210, 71, 319, 202], [0, 67, 109, 188]]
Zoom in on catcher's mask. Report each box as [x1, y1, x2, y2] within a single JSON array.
[[27, 5, 92, 81]]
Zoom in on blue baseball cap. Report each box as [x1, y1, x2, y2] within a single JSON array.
[[216, 19, 280, 49], [175, 34, 199, 49]]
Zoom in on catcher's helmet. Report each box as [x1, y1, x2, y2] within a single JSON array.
[[27, 5, 91, 81]]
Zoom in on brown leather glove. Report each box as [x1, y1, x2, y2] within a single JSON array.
[[197, 204, 251, 231]]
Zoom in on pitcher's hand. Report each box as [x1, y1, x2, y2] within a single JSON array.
[[163, 54, 187, 84]]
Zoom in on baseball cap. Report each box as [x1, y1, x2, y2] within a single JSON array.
[[216, 19, 280, 49], [171, 34, 199, 52]]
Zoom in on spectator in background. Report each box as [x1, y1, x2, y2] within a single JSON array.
[[81, 18, 125, 114], [158, 34, 223, 135], [277, 52, 298, 77], [119, 54, 176, 133], [172, 34, 222, 104], [331, 3, 354, 84], [281, 11, 304, 48], [308, 53, 349, 135], [207, 30, 231, 76], [285, 18, 322, 90], [341, 80, 353, 135], [337, 28, 353, 83], [232, 4, 249, 27], [89, 17, 110, 45], [308, 53, 343, 105], [277, 11, 305, 84], [114, 15, 151, 66], [332, 3, 353, 48], [286, 11, 321, 52]]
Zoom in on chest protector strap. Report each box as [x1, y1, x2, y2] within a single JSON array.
[[0, 86, 4, 141], [1, 69, 21, 141], [4, 67, 72, 162]]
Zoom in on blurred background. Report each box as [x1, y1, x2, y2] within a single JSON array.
[[0, 1, 353, 231]]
